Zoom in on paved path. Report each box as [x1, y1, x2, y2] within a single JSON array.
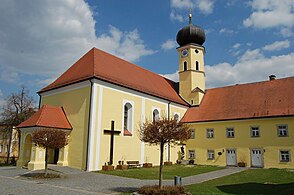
[[0, 165, 247, 194]]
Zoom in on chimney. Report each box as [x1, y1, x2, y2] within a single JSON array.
[[269, 75, 276, 81]]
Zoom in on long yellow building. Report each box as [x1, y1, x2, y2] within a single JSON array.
[[17, 15, 293, 171]]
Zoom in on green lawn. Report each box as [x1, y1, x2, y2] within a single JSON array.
[[98, 165, 223, 180], [185, 168, 294, 194]]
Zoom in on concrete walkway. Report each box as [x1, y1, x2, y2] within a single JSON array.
[[0, 165, 247, 194]]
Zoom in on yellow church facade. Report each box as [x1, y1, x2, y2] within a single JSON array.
[[17, 15, 293, 171]]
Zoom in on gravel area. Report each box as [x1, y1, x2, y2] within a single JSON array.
[[0, 165, 247, 194]]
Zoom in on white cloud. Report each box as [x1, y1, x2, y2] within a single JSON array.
[[161, 51, 294, 89], [96, 26, 155, 62], [170, 10, 184, 22], [238, 49, 264, 62], [0, 0, 154, 84], [219, 28, 235, 34], [206, 52, 294, 88], [262, 40, 290, 51], [243, 0, 294, 36], [170, 0, 215, 22], [161, 39, 178, 51], [233, 43, 241, 49], [160, 71, 179, 82]]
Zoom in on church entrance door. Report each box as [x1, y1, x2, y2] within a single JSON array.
[[53, 148, 59, 164]]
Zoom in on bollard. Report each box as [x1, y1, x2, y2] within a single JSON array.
[[174, 176, 182, 186]]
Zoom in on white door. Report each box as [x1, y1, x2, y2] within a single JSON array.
[[251, 149, 263, 167], [226, 149, 236, 166]]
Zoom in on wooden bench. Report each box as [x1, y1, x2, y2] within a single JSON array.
[[127, 161, 140, 168]]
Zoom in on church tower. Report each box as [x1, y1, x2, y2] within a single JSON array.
[[176, 14, 206, 106]]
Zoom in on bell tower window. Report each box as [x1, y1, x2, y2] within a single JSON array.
[[183, 61, 187, 71], [196, 61, 199, 70]]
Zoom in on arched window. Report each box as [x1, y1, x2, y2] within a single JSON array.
[[153, 109, 160, 122], [123, 103, 133, 136], [174, 113, 180, 122], [183, 61, 187, 71], [196, 61, 199, 70]]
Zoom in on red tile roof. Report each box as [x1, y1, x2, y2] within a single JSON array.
[[17, 105, 72, 130], [39, 48, 188, 106], [181, 77, 294, 123]]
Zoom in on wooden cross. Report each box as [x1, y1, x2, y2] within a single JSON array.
[[104, 120, 120, 165]]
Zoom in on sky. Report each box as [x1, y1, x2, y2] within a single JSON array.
[[0, 0, 293, 107]]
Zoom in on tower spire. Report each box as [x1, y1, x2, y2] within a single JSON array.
[[189, 9, 192, 24]]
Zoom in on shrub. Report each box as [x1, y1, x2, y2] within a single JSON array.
[[138, 185, 188, 195]]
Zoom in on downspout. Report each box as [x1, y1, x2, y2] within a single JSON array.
[[85, 79, 94, 171]]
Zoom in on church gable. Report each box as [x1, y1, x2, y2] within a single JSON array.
[[39, 48, 187, 106]]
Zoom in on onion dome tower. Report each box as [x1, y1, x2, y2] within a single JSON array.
[[176, 14, 206, 106]]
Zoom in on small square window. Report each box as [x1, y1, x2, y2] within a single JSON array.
[[226, 128, 235, 138], [207, 150, 215, 160], [188, 150, 195, 159], [190, 129, 195, 139], [207, 128, 214, 138], [277, 125, 288, 137], [251, 126, 260, 137], [280, 150, 290, 162]]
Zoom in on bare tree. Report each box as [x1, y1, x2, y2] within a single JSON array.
[[32, 128, 70, 176], [0, 87, 35, 164], [138, 117, 192, 188]]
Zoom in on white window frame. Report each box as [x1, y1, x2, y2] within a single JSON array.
[[122, 100, 134, 136], [251, 126, 260, 137], [152, 107, 160, 122], [173, 112, 180, 122], [280, 150, 290, 162], [188, 150, 195, 159], [226, 127, 235, 138], [5, 144, 8, 153], [277, 125, 288, 137], [207, 150, 215, 160], [206, 128, 214, 138], [190, 129, 195, 139]]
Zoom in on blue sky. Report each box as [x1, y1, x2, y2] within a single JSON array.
[[0, 0, 293, 107]]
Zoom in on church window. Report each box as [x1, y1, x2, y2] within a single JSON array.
[[5, 145, 8, 153], [190, 129, 195, 139], [183, 61, 187, 71], [207, 128, 214, 138], [174, 113, 180, 122], [195, 49, 199, 54], [277, 125, 288, 137], [123, 103, 133, 136], [226, 128, 235, 138], [191, 99, 194, 105], [153, 109, 160, 122], [280, 150, 290, 162], [0, 145, 2, 153], [196, 61, 199, 70]]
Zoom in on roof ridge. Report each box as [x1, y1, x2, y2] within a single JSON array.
[[207, 76, 294, 91]]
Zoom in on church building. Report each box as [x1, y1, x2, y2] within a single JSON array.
[[17, 15, 294, 171]]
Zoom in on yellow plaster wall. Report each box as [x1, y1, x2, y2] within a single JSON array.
[[41, 86, 91, 170], [186, 117, 294, 168]]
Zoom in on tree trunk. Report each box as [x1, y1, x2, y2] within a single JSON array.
[[45, 146, 48, 177], [159, 142, 164, 189]]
